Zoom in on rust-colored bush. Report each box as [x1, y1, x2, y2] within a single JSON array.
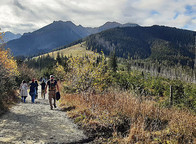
[[60, 92, 196, 143]]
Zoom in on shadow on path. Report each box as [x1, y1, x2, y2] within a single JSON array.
[[60, 106, 76, 112], [65, 137, 95, 144]]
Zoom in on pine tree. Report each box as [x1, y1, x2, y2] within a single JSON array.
[[56, 52, 62, 65], [108, 50, 117, 72]]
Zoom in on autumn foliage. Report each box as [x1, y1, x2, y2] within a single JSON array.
[[59, 53, 110, 93], [0, 33, 19, 113], [0, 48, 19, 76]]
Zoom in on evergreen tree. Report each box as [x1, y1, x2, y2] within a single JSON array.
[[56, 52, 62, 65], [108, 50, 117, 72]]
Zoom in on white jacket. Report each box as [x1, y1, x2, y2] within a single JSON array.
[[20, 83, 28, 96]]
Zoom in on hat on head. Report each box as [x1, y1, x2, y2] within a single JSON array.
[[50, 75, 54, 78]]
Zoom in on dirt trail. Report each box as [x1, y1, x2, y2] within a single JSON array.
[[0, 86, 87, 144]]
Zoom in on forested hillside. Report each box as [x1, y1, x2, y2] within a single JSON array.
[[86, 25, 195, 67]]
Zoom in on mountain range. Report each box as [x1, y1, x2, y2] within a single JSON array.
[[6, 21, 138, 56], [86, 22, 139, 34], [5, 20, 196, 67]]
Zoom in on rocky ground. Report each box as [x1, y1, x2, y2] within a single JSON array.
[[0, 86, 88, 144]]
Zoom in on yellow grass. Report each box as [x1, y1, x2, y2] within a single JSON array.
[[34, 42, 96, 59], [60, 92, 196, 143]]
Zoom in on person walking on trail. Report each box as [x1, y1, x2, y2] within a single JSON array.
[[41, 80, 46, 99], [20, 80, 28, 103], [35, 80, 39, 99], [45, 75, 59, 110], [29, 79, 37, 103]]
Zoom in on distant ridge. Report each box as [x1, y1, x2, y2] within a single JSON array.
[[1, 31, 21, 43], [85, 25, 196, 67], [86, 21, 139, 34], [6, 21, 138, 56], [6, 21, 89, 56]]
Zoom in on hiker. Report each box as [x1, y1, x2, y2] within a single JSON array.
[[39, 77, 42, 82], [45, 75, 59, 110], [41, 80, 46, 99], [35, 80, 39, 99], [29, 79, 37, 103], [43, 77, 46, 82], [20, 80, 28, 103]]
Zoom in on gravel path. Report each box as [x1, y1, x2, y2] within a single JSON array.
[[0, 86, 87, 144]]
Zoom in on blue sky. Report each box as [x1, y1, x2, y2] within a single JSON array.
[[0, 0, 195, 34]]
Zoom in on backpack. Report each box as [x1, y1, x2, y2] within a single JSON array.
[[56, 92, 61, 100]]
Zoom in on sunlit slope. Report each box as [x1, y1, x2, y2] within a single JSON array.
[[34, 42, 97, 59]]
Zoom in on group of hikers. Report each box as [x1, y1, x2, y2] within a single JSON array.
[[19, 75, 59, 110]]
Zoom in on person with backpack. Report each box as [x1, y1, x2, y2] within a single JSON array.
[[29, 79, 37, 103], [20, 80, 28, 103], [41, 80, 46, 99], [45, 75, 59, 110]]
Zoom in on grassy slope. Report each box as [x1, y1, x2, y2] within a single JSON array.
[[34, 42, 96, 59]]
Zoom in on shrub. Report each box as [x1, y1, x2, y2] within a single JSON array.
[[16, 63, 37, 86], [64, 53, 110, 93]]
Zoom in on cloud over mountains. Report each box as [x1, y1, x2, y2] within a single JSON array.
[[0, 0, 195, 34]]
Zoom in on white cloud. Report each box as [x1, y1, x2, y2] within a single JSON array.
[[122, 0, 196, 29], [0, 0, 195, 34]]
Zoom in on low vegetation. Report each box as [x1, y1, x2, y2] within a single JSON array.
[[60, 92, 196, 143]]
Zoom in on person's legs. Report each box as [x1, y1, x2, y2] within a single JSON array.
[[36, 88, 38, 99], [53, 92, 56, 108], [35, 91, 37, 99], [41, 89, 43, 98], [49, 91, 54, 109], [42, 89, 45, 99], [43, 90, 45, 99], [31, 93, 35, 103], [24, 96, 27, 103], [30, 95, 33, 103], [41, 89, 45, 99]]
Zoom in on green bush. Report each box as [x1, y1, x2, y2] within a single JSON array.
[[111, 70, 196, 112]]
